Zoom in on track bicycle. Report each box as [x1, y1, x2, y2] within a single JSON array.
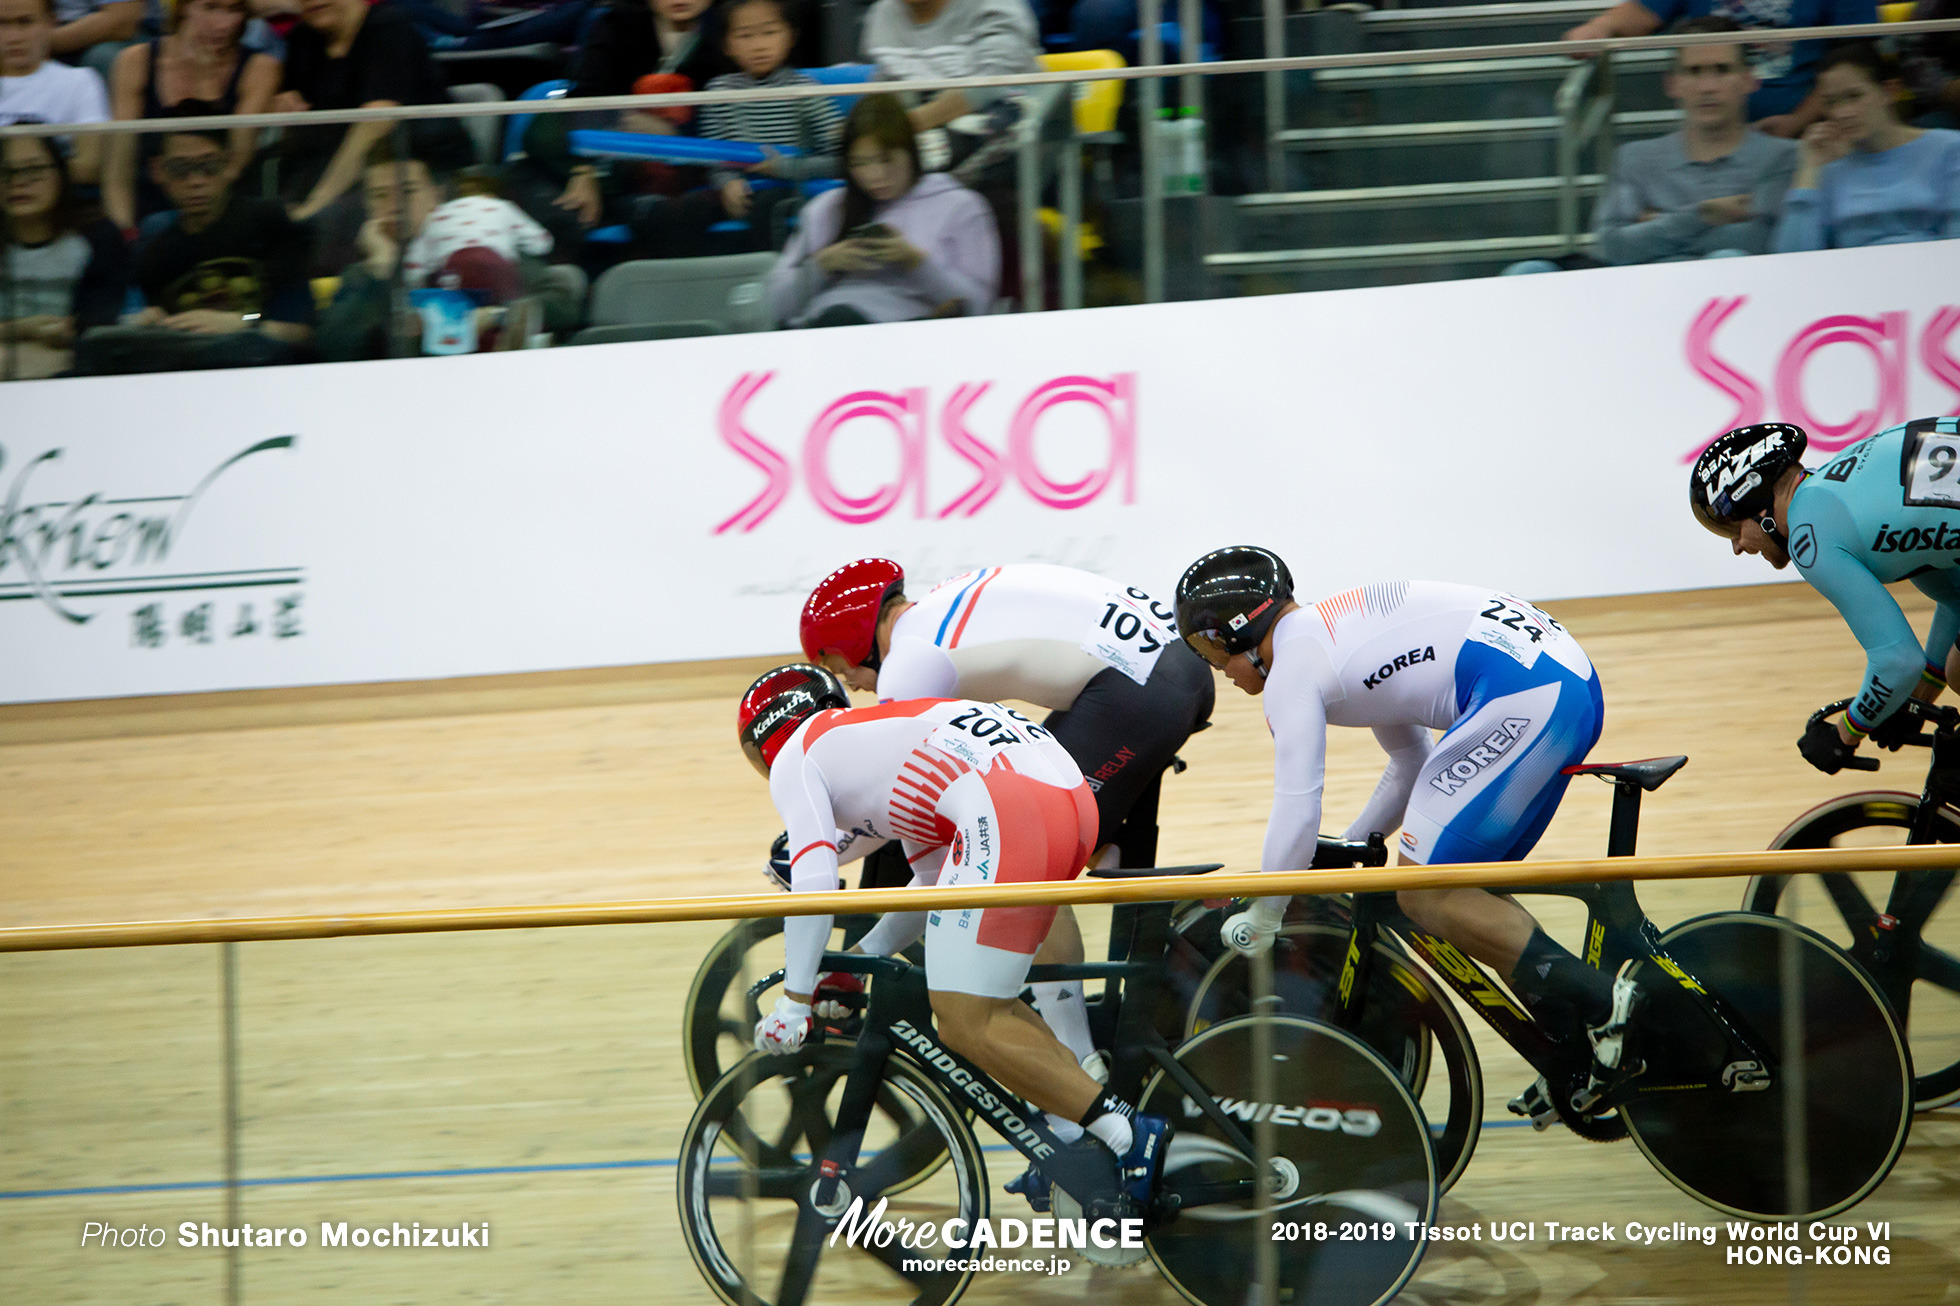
[[1745, 696, 1960, 1107], [1183, 756, 1916, 1220], [677, 866, 1440, 1306], [681, 754, 1205, 1099]]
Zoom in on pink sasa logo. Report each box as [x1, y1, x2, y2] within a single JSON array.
[[1683, 296, 1960, 463], [715, 372, 1136, 533]]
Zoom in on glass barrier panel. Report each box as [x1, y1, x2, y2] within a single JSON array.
[[5, 13, 1959, 380], [3, 875, 1954, 1300]]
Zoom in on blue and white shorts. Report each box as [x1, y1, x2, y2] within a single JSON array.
[[1398, 641, 1604, 866]]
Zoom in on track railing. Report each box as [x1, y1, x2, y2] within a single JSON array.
[[4, 841, 1957, 951]]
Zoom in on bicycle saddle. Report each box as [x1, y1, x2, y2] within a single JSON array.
[[1085, 863, 1225, 879], [1562, 755, 1689, 791]]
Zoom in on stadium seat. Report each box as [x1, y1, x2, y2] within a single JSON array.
[[505, 78, 570, 162], [579, 253, 777, 340], [1038, 49, 1125, 137], [569, 322, 729, 346], [448, 82, 504, 165]]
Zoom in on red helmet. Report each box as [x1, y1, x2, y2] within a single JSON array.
[[799, 558, 905, 669], [737, 663, 849, 777]]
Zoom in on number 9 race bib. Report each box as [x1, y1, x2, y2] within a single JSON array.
[[1082, 586, 1180, 685]]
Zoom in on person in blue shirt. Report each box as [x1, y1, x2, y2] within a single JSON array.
[[1774, 41, 1960, 250], [1690, 419, 1960, 772], [1564, 0, 1878, 136]]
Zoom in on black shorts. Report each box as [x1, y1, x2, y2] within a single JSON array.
[[1042, 639, 1215, 849]]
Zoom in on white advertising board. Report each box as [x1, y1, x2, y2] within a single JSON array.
[[2, 241, 1956, 704]]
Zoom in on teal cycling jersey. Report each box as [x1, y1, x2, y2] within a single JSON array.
[[1787, 417, 1960, 734]]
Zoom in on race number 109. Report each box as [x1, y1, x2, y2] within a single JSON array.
[[1271, 1222, 1402, 1242]]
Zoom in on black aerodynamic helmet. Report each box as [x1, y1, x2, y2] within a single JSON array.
[[1175, 546, 1295, 667], [737, 663, 850, 777], [1690, 423, 1809, 540]]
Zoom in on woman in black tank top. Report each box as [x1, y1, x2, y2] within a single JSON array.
[[103, 0, 282, 230]]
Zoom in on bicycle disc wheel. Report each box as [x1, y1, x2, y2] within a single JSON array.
[[1747, 791, 1960, 1108], [1140, 1015, 1436, 1306], [678, 1045, 986, 1306], [1183, 916, 1483, 1193], [1621, 912, 1912, 1220]]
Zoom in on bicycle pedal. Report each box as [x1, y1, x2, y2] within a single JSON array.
[[1050, 1186, 1149, 1267], [1507, 1078, 1558, 1131]]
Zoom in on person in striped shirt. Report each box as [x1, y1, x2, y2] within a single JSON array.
[[637, 0, 842, 253]]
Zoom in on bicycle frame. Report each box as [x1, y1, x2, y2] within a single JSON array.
[[773, 895, 1264, 1305], [1329, 775, 1781, 1111], [1801, 697, 1960, 1024]]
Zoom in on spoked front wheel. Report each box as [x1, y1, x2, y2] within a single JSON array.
[[1140, 1015, 1437, 1306], [1621, 912, 1913, 1221], [678, 1045, 987, 1306], [1748, 792, 1960, 1107]]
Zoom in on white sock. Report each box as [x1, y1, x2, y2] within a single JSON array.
[[1085, 1110, 1133, 1157], [1032, 981, 1097, 1067], [1045, 1114, 1085, 1143]]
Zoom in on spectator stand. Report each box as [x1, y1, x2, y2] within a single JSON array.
[[1201, 1, 1674, 292], [1199, 0, 1927, 294]]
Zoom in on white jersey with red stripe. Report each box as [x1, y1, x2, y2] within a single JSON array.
[[769, 696, 1086, 994], [877, 564, 1181, 710], [1262, 581, 1595, 875]]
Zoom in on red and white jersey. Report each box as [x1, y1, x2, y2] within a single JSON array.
[[768, 696, 1087, 994], [877, 564, 1180, 710]]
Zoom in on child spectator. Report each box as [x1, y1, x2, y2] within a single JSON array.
[[403, 167, 554, 291], [765, 92, 997, 327], [1774, 42, 1960, 251], [633, 0, 841, 255], [1, 131, 126, 378], [0, 0, 109, 181]]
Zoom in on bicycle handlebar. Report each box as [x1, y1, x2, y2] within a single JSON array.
[[1811, 696, 1960, 768]]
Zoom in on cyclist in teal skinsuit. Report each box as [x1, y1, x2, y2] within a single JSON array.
[[1691, 418, 1960, 773]]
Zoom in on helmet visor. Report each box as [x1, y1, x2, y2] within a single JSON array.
[[1690, 495, 1744, 541], [1184, 628, 1234, 669]]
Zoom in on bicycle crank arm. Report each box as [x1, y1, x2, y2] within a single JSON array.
[[1147, 1043, 1260, 1159]]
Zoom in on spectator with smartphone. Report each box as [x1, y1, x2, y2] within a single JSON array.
[[765, 92, 996, 327]]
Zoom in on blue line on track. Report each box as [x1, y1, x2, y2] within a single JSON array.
[[0, 1121, 1536, 1201]]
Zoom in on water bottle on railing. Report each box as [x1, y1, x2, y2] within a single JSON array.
[[1155, 106, 1206, 196]]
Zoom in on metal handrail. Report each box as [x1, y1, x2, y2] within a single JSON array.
[[1, 19, 1954, 140], [1554, 53, 1616, 254]]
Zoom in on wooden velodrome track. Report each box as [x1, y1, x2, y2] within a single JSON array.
[[3, 581, 1957, 1305]]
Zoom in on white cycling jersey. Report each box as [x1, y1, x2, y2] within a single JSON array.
[[769, 697, 1093, 998], [1261, 581, 1595, 874], [878, 564, 1181, 709]]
